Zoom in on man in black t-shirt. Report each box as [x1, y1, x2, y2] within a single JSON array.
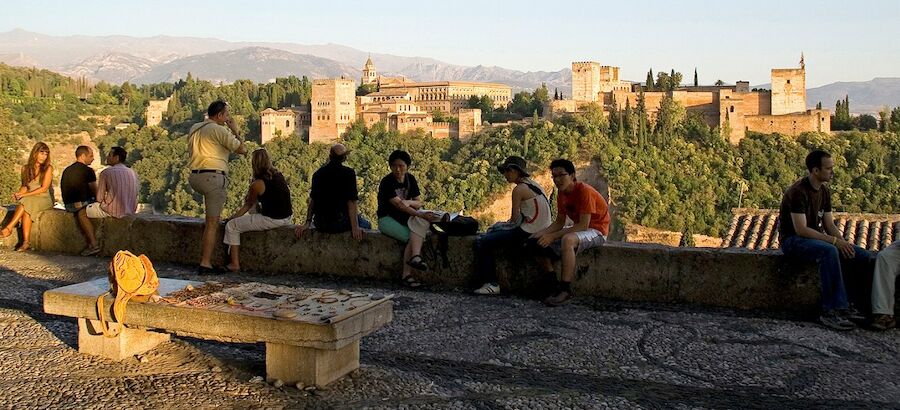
[[295, 144, 371, 240], [778, 150, 874, 331], [60, 146, 100, 256]]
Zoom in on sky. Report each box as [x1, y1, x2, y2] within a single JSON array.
[[2, 0, 898, 87]]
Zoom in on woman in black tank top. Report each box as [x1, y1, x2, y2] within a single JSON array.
[[221, 149, 294, 272]]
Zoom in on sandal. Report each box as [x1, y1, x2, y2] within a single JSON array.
[[406, 255, 428, 271], [401, 275, 423, 288], [0, 227, 11, 238], [14, 242, 29, 252]]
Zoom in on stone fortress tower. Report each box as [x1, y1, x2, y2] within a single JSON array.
[[309, 78, 356, 144], [770, 54, 806, 115]]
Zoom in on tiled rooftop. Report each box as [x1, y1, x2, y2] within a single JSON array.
[[722, 208, 899, 252]]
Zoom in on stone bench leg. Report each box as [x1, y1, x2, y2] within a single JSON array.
[[265, 341, 360, 387], [77, 318, 170, 361]]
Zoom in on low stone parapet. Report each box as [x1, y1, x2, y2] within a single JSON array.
[[3, 208, 820, 311]]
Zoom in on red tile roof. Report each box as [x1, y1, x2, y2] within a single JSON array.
[[723, 208, 899, 252]]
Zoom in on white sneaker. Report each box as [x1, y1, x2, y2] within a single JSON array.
[[474, 283, 500, 295]]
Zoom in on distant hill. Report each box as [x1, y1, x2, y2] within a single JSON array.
[[131, 47, 359, 84], [806, 78, 900, 114], [63, 52, 156, 84], [0, 29, 569, 91]]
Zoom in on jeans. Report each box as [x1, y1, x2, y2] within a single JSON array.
[[315, 214, 372, 234], [474, 226, 530, 284], [781, 235, 874, 312]]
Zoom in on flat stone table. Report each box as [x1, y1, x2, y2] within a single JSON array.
[[43, 278, 393, 387]]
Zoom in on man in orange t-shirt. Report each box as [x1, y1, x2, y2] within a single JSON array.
[[528, 159, 610, 306]]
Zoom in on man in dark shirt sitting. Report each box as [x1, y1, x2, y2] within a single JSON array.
[[60, 145, 99, 256], [295, 144, 371, 240], [779, 150, 874, 331]]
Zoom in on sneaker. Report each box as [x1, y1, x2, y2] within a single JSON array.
[[870, 314, 896, 331], [839, 307, 866, 322], [473, 283, 500, 295], [543, 290, 572, 307], [80, 245, 101, 257], [819, 310, 856, 331]]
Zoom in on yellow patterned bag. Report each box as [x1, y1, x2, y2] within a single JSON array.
[[96, 250, 159, 338]]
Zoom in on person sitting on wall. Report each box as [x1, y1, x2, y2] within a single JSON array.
[[778, 150, 874, 331], [473, 156, 552, 295], [60, 145, 99, 256], [870, 240, 900, 330], [376, 149, 441, 288], [526, 159, 610, 307], [295, 143, 371, 240], [85, 147, 139, 220], [223, 149, 293, 272], [0, 142, 54, 252]]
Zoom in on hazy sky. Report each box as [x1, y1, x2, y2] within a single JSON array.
[[3, 0, 898, 87]]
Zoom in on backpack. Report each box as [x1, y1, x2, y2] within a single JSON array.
[[96, 250, 160, 338], [429, 215, 479, 268]]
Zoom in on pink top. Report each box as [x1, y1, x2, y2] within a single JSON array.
[[97, 164, 139, 218]]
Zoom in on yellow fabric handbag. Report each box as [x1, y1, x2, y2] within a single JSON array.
[[96, 250, 160, 338]]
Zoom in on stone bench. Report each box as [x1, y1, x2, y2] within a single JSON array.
[[43, 278, 393, 387]]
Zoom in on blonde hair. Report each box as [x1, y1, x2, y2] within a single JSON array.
[[251, 149, 277, 180]]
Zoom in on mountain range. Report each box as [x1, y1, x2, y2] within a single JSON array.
[[1, 29, 897, 113]]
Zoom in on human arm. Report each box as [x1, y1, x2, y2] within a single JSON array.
[[507, 184, 528, 224], [530, 212, 566, 242], [791, 212, 854, 257], [16, 166, 54, 200], [348, 200, 364, 241], [295, 198, 315, 238], [228, 180, 264, 220], [537, 213, 591, 247], [222, 116, 247, 155]]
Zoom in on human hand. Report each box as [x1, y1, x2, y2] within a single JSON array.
[[294, 223, 309, 239], [12, 192, 22, 201], [836, 238, 855, 258], [537, 233, 555, 247], [351, 226, 364, 241], [418, 211, 438, 222]]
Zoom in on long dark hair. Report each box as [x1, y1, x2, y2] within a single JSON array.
[[22, 142, 50, 185], [252, 149, 278, 181]]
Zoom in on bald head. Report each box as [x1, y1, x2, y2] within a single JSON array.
[[329, 144, 349, 163]]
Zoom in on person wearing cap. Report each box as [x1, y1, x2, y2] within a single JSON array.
[[376, 149, 441, 288], [295, 143, 371, 240], [527, 158, 610, 306], [473, 156, 552, 295], [187, 100, 248, 274]]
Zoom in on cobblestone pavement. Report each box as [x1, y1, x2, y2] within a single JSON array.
[[1, 249, 899, 409]]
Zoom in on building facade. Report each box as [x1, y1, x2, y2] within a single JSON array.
[[260, 107, 310, 144], [550, 57, 829, 144]]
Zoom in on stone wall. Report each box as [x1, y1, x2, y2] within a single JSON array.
[[1, 208, 821, 312]]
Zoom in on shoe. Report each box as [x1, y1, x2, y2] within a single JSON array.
[[406, 255, 428, 271], [197, 265, 229, 275], [80, 245, 101, 257], [14, 242, 29, 252], [543, 290, 572, 307], [870, 314, 896, 331], [401, 275, 423, 288], [473, 283, 500, 295], [819, 310, 856, 331], [839, 307, 866, 322]]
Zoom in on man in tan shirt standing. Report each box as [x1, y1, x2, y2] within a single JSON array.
[[188, 100, 247, 274]]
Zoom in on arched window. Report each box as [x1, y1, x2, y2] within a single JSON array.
[[286, 120, 290, 127]]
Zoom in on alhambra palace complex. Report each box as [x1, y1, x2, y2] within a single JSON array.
[[251, 56, 829, 145]]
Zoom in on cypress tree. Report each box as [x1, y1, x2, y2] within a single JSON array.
[[693, 68, 698, 87], [646, 69, 654, 91]]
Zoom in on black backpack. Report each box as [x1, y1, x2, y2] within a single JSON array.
[[428, 216, 479, 268]]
